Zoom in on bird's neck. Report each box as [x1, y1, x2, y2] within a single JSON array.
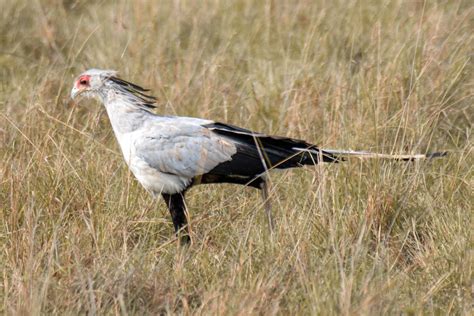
[[103, 94, 154, 135]]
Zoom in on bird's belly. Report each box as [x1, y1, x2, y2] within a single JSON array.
[[117, 134, 190, 195], [129, 158, 191, 195]]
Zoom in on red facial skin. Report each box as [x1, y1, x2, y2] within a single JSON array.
[[76, 75, 91, 88]]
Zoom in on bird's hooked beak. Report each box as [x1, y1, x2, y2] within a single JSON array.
[[70, 86, 80, 100]]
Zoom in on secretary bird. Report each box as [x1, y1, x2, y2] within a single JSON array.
[[70, 69, 446, 243]]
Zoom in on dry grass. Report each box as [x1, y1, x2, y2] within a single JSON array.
[[0, 0, 472, 314]]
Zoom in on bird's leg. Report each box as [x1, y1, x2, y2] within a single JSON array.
[[162, 192, 191, 244], [260, 180, 274, 234]]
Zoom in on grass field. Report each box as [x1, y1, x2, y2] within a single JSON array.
[[0, 0, 472, 314]]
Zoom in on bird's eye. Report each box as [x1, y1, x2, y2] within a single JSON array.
[[77, 75, 90, 87]]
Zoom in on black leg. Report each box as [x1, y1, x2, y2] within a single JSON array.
[[260, 180, 274, 234], [162, 192, 191, 244]]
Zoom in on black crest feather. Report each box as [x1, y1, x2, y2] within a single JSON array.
[[109, 76, 157, 109]]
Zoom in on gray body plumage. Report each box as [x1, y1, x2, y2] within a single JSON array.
[[103, 90, 237, 194]]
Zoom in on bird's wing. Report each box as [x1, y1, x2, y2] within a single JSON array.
[[133, 121, 237, 178], [203, 122, 340, 170]]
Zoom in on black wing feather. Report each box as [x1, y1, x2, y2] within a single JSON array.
[[202, 122, 340, 181]]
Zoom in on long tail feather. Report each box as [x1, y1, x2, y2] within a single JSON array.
[[316, 149, 448, 161]]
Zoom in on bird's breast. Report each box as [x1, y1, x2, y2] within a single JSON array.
[[117, 133, 190, 195], [117, 133, 135, 166]]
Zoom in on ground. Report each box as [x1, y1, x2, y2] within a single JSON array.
[[0, 0, 472, 314]]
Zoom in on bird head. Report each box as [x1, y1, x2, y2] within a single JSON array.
[[71, 68, 157, 109], [70, 68, 118, 100]]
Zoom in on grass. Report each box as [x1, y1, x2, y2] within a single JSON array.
[[0, 0, 472, 314]]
